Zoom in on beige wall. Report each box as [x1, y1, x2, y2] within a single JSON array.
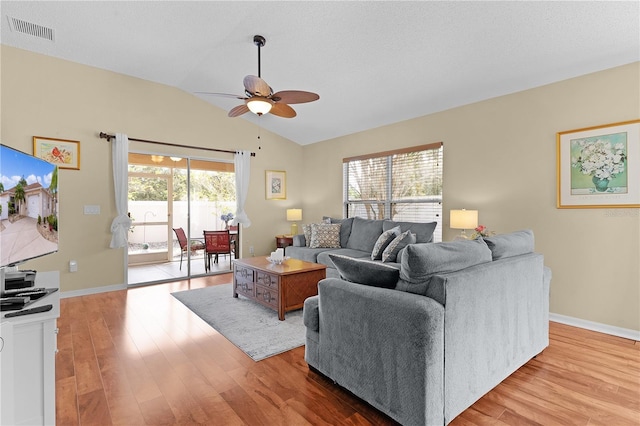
[[1, 46, 304, 292], [302, 63, 640, 332], [2, 45, 638, 332]]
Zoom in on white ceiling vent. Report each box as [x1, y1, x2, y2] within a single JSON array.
[[7, 16, 55, 42]]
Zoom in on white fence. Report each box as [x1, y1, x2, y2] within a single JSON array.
[[128, 200, 236, 244]]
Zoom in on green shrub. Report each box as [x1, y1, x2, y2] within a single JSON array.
[[48, 215, 58, 231]]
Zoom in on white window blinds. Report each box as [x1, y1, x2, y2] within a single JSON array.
[[343, 142, 443, 242]]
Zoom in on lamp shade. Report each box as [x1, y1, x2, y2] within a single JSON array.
[[286, 209, 302, 221], [247, 97, 273, 115], [450, 209, 478, 230]]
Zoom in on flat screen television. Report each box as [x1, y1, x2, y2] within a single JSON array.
[[0, 144, 59, 269]]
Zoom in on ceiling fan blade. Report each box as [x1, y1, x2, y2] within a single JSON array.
[[228, 104, 250, 117], [243, 75, 272, 97], [269, 103, 297, 118], [195, 91, 246, 100], [271, 90, 319, 104]]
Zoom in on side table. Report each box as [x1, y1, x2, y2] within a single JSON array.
[[275, 235, 294, 250]]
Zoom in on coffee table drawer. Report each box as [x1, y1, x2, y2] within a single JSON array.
[[256, 271, 278, 289], [255, 285, 278, 309], [235, 266, 254, 284], [235, 280, 255, 297]]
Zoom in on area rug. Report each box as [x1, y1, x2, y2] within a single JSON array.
[[171, 284, 305, 361]]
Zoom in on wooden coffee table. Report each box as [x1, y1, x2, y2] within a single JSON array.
[[233, 257, 327, 320]]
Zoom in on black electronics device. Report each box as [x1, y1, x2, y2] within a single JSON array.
[[4, 304, 53, 317], [0, 296, 30, 311], [2, 287, 46, 296], [4, 270, 37, 291]]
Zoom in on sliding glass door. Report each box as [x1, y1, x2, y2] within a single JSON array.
[[127, 153, 236, 285]]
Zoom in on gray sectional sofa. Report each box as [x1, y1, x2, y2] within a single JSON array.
[[286, 216, 438, 278], [303, 230, 551, 426]]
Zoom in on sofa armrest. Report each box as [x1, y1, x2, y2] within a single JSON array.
[[316, 278, 445, 426], [303, 296, 319, 331], [293, 234, 306, 247], [433, 253, 549, 422]]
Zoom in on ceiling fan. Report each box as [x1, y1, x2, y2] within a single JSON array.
[[197, 35, 319, 118]]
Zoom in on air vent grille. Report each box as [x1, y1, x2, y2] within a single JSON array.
[[8, 16, 54, 41]]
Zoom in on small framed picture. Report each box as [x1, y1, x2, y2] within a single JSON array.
[[556, 119, 640, 208], [265, 170, 286, 200], [33, 136, 81, 170]]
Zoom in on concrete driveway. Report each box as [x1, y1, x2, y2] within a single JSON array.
[[0, 216, 57, 266]]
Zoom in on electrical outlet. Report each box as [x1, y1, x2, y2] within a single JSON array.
[[249, 245, 255, 256]]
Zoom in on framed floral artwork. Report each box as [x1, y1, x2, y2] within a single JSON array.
[[265, 170, 286, 200], [556, 119, 640, 208], [33, 136, 80, 170]]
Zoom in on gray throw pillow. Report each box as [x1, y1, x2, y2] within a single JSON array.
[[382, 230, 416, 263], [400, 238, 492, 283], [371, 226, 401, 260], [329, 254, 400, 289], [302, 223, 313, 247], [483, 229, 534, 260]]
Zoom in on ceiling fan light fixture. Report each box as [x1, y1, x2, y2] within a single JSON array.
[[247, 97, 273, 115]]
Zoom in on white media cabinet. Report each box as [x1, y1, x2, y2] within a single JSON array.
[[1, 271, 60, 425]]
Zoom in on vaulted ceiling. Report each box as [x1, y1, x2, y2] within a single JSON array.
[[2, 1, 638, 145]]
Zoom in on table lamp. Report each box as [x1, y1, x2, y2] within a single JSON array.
[[450, 209, 478, 239], [286, 209, 302, 236]]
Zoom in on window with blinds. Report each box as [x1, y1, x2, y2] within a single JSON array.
[[343, 142, 443, 242]]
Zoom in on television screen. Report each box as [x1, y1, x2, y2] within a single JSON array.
[[0, 144, 59, 268]]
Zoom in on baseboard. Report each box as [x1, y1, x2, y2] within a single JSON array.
[[60, 283, 127, 299], [550, 313, 640, 341]]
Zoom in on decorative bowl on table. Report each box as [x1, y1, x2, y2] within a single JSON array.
[[266, 256, 290, 265]]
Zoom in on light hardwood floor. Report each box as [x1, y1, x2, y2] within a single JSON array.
[[56, 274, 640, 425]]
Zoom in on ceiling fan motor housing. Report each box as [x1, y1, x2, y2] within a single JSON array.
[[253, 35, 266, 47]]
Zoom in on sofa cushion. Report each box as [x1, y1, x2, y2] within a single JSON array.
[[329, 254, 400, 289], [371, 226, 401, 260], [323, 217, 355, 248], [383, 220, 438, 243], [382, 230, 417, 263], [317, 248, 372, 269], [286, 246, 333, 263], [309, 223, 342, 249], [400, 238, 492, 284], [483, 230, 534, 260], [346, 217, 385, 252]]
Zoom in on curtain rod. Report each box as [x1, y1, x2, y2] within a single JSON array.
[[99, 132, 255, 157]]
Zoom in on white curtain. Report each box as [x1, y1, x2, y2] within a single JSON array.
[[233, 150, 252, 228], [109, 133, 132, 248]]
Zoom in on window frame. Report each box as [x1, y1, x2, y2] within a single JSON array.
[[343, 142, 443, 240]]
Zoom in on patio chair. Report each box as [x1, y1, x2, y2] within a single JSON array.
[[173, 227, 205, 270], [203, 230, 232, 271], [228, 225, 238, 258]]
